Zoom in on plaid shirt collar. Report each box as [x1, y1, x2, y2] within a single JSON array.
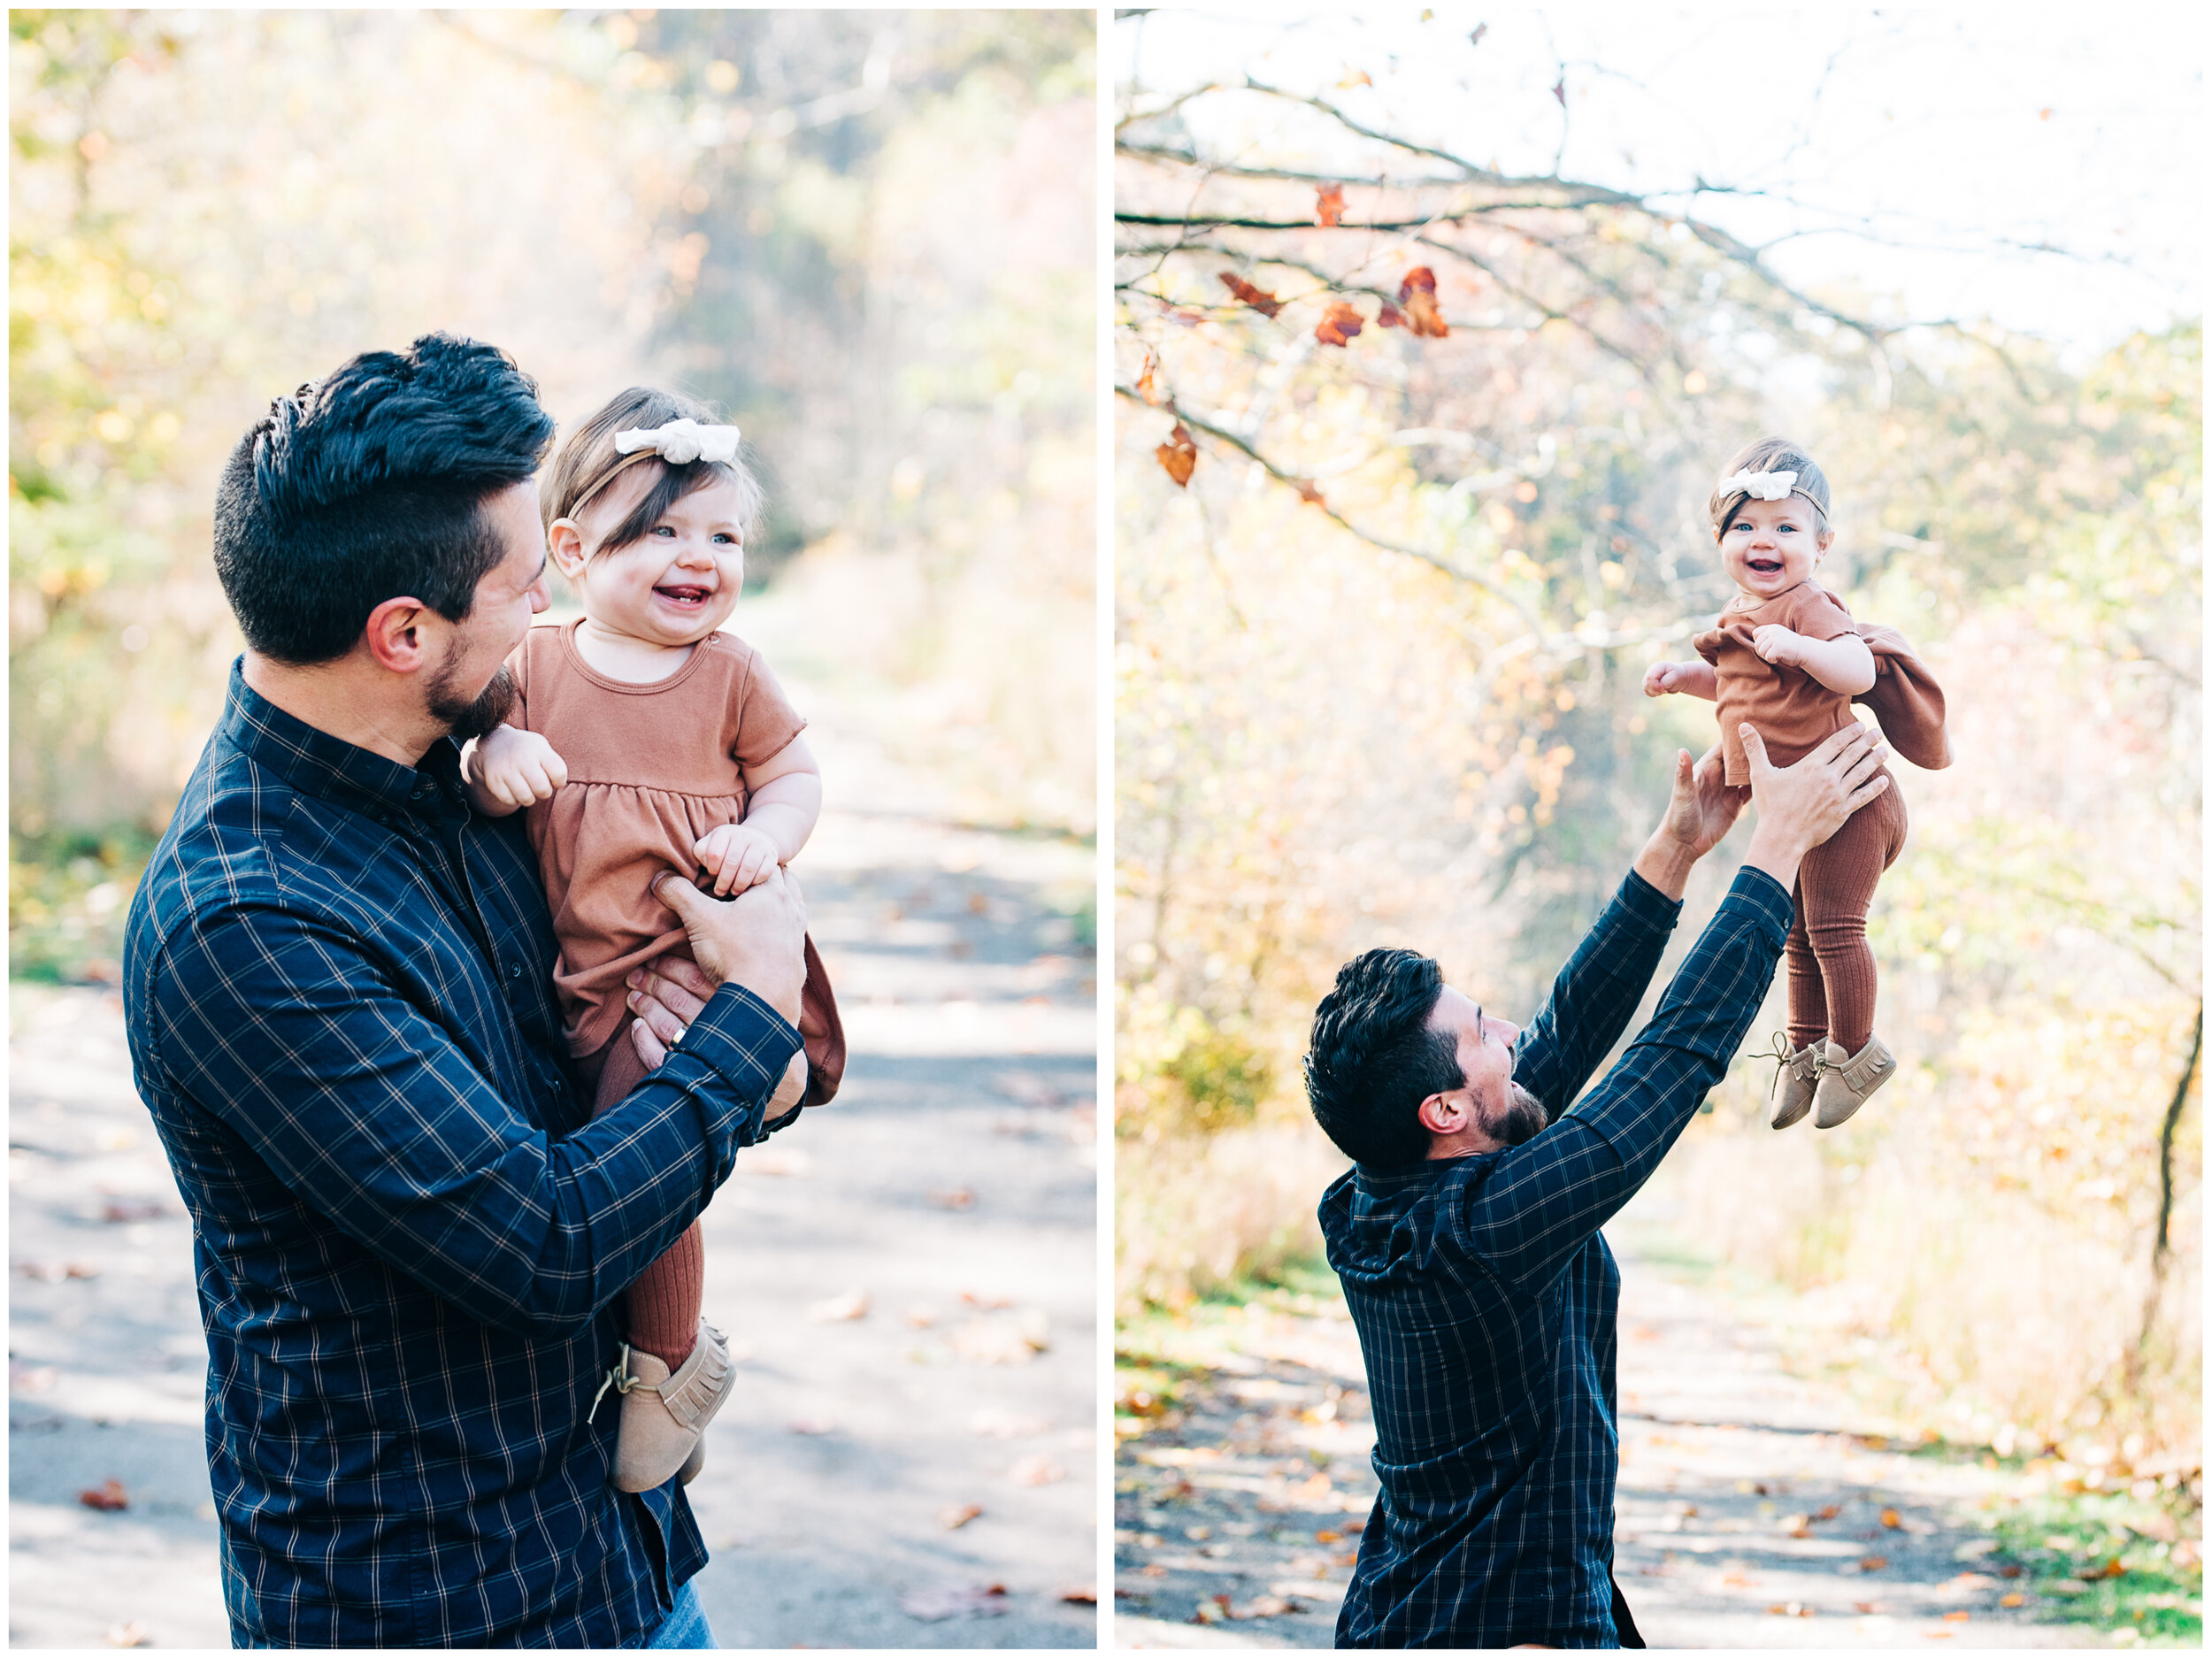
[[219, 657, 464, 823]]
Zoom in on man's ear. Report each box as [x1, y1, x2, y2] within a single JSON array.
[[362, 595, 432, 675], [547, 518, 588, 583], [1417, 1090, 1467, 1138]]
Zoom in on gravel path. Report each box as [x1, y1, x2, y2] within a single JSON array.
[[1112, 1206, 2105, 1649], [9, 679, 1099, 1649]]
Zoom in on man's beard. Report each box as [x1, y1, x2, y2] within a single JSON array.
[[1489, 1079, 1551, 1148], [426, 658, 518, 742]]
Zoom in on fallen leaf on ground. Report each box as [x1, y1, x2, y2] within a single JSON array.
[[2000, 1592, 2026, 1608], [936, 1502, 983, 1530], [2079, 1557, 2126, 1580], [1141, 1563, 1166, 1577], [787, 1416, 836, 1436], [1378, 302, 1404, 327], [103, 1624, 147, 1649], [16, 1262, 100, 1281], [1880, 1508, 1903, 1528], [1316, 1529, 1342, 1543], [1815, 1503, 1842, 1521], [1942, 1609, 1970, 1621], [1315, 185, 1345, 226], [78, 1478, 129, 1511], [967, 1406, 1051, 1438], [732, 1148, 810, 1177], [1240, 1594, 1297, 1617], [1010, 1454, 1064, 1486], [100, 1199, 165, 1223], [905, 1306, 937, 1328], [1856, 1555, 1888, 1572], [948, 1316, 1047, 1364], [1059, 1585, 1097, 1604], [1315, 301, 1363, 348], [1854, 1600, 1884, 1614], [1296, 1471, 1332, 1500], [1765, 1602, 1812, 1617], [1155, 421, 1197, 487], [960, 1289, 1014, 1309], [804, 1288, 868, 1322], [1998, 1564, 2023, 1578], [927, 1188, 975, 1209], [898, 1581, 1009, 1622], [1218, 272, 1284, 319]]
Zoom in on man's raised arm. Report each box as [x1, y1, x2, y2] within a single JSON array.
[[1467, 724, 1892, 1290]]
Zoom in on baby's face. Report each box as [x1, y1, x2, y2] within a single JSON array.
[[567, 469, 748, 649], [1717, 495, 1830, 602]]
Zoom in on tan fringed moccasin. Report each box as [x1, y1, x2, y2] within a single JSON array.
[[1813, 1034, 1896, 1130], [1769, 1040, 1824, 1131], [601, 1322, 733, 1493]]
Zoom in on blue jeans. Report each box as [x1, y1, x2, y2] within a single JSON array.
[[623, 1578, 716, 1649]]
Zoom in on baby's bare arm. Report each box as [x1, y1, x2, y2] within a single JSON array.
[[1754, 626, 1876, 695], [740, 734, 823, 864], [1643, 660, 1718, 700]]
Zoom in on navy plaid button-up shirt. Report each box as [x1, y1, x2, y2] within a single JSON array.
[[1322, 865, 1792, 1648], [123, 664, 803, 1647]]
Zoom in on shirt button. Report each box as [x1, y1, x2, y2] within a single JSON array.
[[508, 961, 524, 980]]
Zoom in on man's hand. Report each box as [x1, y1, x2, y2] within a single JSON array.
[[650, 864, 806, 1023], [1740, 722, 1890, 891], [462, 725, 567, 816], [1632, 744, 1748, 900], [694, 821, 781, 897]]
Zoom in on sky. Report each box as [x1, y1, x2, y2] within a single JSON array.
[[1117, 4, 2205, 357]]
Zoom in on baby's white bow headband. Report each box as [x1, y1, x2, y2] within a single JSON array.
[[1719, 467, 1799, 502], [568, 418, 743, 516]]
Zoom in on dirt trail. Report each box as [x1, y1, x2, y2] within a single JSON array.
[[1113, 1205, 2105, 1649], [8, 672, 1098, 1649]]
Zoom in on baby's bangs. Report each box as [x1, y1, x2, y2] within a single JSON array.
[[592, 456, 765, 556]]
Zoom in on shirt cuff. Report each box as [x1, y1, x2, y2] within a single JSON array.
[[1619, 866, 1686, 925], [1724, 864, 1796, 942], [672, 981, 804, 1124]]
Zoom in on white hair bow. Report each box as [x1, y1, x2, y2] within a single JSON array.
[[614, 418, 741, 466], [1720, 467, 1799, 501]]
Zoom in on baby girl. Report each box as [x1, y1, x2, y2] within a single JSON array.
[[464, 388, 843, 1491], [1644, 436, 1946, 1132]]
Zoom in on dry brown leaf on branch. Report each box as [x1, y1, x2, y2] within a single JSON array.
[[1156, 422, 1197, 487], [1315, 185, 1346, 227], [1218, 272, 1283, 319], [1316, 301, 1364, 348], [1295, 480, 1326, 508], [805, 1288, 868, 1322], [1135, 349, 1164, 405], [1397, 266, 1449, 337], [78, 1478, 129, 1511], [1378, 302, 1404, 328]]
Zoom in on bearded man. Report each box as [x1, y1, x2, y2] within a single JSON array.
[[1303, 723, 1891, 1648], [124, 334, 796, 1646]]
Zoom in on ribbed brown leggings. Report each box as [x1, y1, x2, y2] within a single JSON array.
[[1786, 769, 1909, 1056], [576, 1017, 703, 1371]]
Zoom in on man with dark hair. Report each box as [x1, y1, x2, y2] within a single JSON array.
[[1306, 722, 1892, 1648], [124, 334, 802, 1647]]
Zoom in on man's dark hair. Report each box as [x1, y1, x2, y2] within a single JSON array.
[[1304, 948, 1463, 1167], [212, 333, 557, 665]]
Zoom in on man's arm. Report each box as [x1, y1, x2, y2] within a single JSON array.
[[149, 906, 801, 1339], [1465, 723, 1890, 1289], [1511, 745, 1746, 1112]]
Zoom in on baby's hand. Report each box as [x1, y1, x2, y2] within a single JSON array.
[[1643, 661, 1694, 697], [695, 822, 782, 897], [1751, 624, 1804, 667], [465, 725, 568, 809]]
